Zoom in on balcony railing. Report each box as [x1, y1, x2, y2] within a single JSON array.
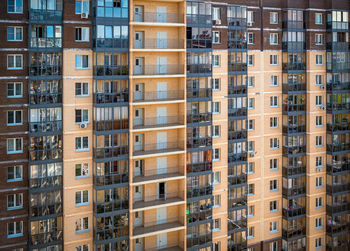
[[187, 185, 213, 199], [228, 85, 247, 96], [94, 65, 129, 77], [228, 130, 247, 141], [282, 125, 306, 134], [95, 226, 128, 242], [187, 39, 212, 49], [228, 17, 247, 27], [29, 9, 62, 21], [187, 136, 212, 149], [134, 39, 184, 49], [327, 21, 349, 30], [134, 65, 184, 76], [327, 123, 350, 133], [94, 119, 129, 131], [30, 149, 63, 162], [30, 176, 62, 189], [282, 104, 306, 113], [30, 230, 63, 246], [282, 227, 306, 239], [30, 92, 62, 105], [228, 41, 247, 50], [29, 66, 62, 76], [282, 83, 306, 92], [326, 42, 350, 51], [134, 116, 184, 129], [30, 38, 62, 49], [327, 143, 350, 153], [326, 82, 350, 91], [327, 103, 350, 112], [326, 203, 350, 214], [133, 166, 183, 182], [134, 12, 184, 24], [187, 14, 212, 26], [133, 142, 184, 156], [282, 165, 306, 176], [228, 153, 247, 163], [282, 186, 306, 197], [187, 233, 212, 248], [228, 174, 247, 186], [282, 206, 306, 218], [327, 62, 350, 72], [94, 38, 129, 49], [187, 88, 212, 99], [30, 203, 62, 218], [228, 218, 247, 232], [187, 162, 212, 174], [95, 91, 128, 104], [326, 183, 350, 194], [326, 161, 350, 174], [282, 42, 305, 51], [282, 63, 306, 72], [282, 21, 304, 29], [96, 199, 129, 214], [29, 121, 62, 133], [187, 113, 212, 124], [187, 206, 212, 224], [228, 63, 247, 73], [326, 222, 350, 235], [134, 90, 184, 102], [282, 145, 306, 156], [95, 173, 128, 187], [228, 197, 247, 209], [187, 64, 212, 75], [94, 146, 128, 159], [228, 108, 247, 118]]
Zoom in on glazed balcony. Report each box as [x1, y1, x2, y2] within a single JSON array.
[[228, 153, 247, 163], [187, 185, 213, 199], [326, 81, 350, 91], [95, 227, 128, 243], [228, 130, 247, 141], [133, 191, 184, 210], [134, 39, 184, 50], [187, 113, 212, 124], [326, 42, 350, 51], [228, 40, 247, 50], [326, 203, 350, 214], [282, 63, 306, 72], [327, 62, 350, 72], [228, 17, 247, 28], [282, 21, 304, 30], [282, 125, 306, 134], [29, 65, 62, 77], [29, 121, 62, 133], [327, 123, 350, 133], [327, 103, 350, 112], [30, 176, 62, 189], [134, 65, 184, 76], [187, 39, 212, 50], [282, 104, 306, 114], [95, 199, 129, 214], [228, 85, 247, 96], [134, 91, 184, 103], [326, 243, 350, 251], [30, 230, 63, 246], [187, 136, 212, 149], [133, 166, 184, 184], [228, 108, 247, 118], [94, 38, 129, 49], [326, 143, 350, 153], [228, 174, 247, 187], [133, 142, 184, 157], [326, 183, 350, 194], [133, 217, 184, 237], [30, 149, 63, 162], [95, 91, 128, 104], [282, 83, 306, 92], [29, 9, 62, 22], [30, 38, 62, 49], [282, 206, 306, 218], [326, 222, 350, 235], [326, 21, 349, 30], [282, 145, 306, 156], [187, 14, 211, 26], [282, 227, 306, 239], [94, 65, 129, 77], [146, 243, 184, 251], [30, 203, 62, 218], [187, 206, 212, 224], [282, 165, 306, 177], [282, 186, 306, 197], [94, 145, 129, 159], [228, 217, 247, 234], [187, 161, 212, 174], [29, 92, 62, 105], [228, 197, 247, 209], [186, 233, 212, 249], [282, 42, 305, 51], [228, 63, 247, 73], [134, 116, 184, 130], [94, 119, 129, 131], [187, 64, 212, 75], [134, 12, 184, 24], [187, 88, 212, 99], [95, 173, 128, 187], [326, 161, 350, 174]]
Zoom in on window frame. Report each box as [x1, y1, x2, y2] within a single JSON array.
[[270, 33, 278, 45], [270, 54, 278, 65], [75, 136, 89, 152], [270, 12, 278, 24], [7, 82, 23, 98], [7, 165, 23, 182], [316, 55, 323, 65], [213, 31, 220, 44], [75, 190, 89, 206], [75, 82, 89, 97], [7, 193, 23, 210], [270, 200, 278, 212], [75, 163, 89, 179], [75, 55, 89, 69], [7, 54, 23, 70], [7, 221, 23, 238], [315, 13, 323, 25], [7, 26, 23, 41], [75, 27, 90, 42], [7, 110, 23, 126], [75, 217, 89, 233], [75, 109, 89, 124], [7, 138, 23, 154], [270, 96, 278, 107], [8, 0, 23, 14]]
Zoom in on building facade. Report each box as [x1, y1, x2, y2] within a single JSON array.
[[0, 0, 349, 251]]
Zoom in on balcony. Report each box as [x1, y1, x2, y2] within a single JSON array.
[[282, 165, 306, 177], [282, 83, 306, 93], [187, 162, 212, 174], [327, 103, 350, 112], [29, 66, 62, 77], [30, 176, 62, 189], [282, 21, 304, 30], [134, 65, 184, 76], [94, 146, 129, 159], [228, 41, 247, 50], [134, 39, 184, 50], [327, 21, 349, 30], [326, 42, 350, 51], [134, 12, 184, 24], [282, 63, 306, 72], [134, 91, 184, 103], [326, 222, 350, 235], [29, 9, 62, 22], [228, 218, 247, 233], [187, 136, 212, 149], [187, 39, 212, 50], [30, 149, 63, 162], [187, 233, 212, 249], [95, 173, 128, 187], [133, 142, 184, 157], [30, 203, 62, 218], [228, 17, 247, 28], [96, 199, 129, 214], [187, 206, 212, 224], [326, 203, 350, 214], [229, 130, 247, 141], [133, 217, 184, 237], [187, 15, 211, 26], [327, 123, 350, 133], [326, 183, 350, 194], [283, 145, 306, 156], [228, 174, 247, 187], [146, 244, 184, 251], [187, 88, 212, 99], [326, 243, 350, 251], [228, 64, 247, 73], [187, 64, 212, 75], [187, 113, 212, 124], [134, 116, 184, 130], [282, 42, 305, 51], [133, 192, 184, 211], [133, 166, 184, 184], [228, 85, 247, 96], [30, 230, 63, 246], [282, 104, 306, 114], [326, 143, 350, 153], [228, 197, 247, 209], [282, 227, 306, 239], [94, 38, 129, 49], [187, 185, 213, 199], [94, 119, 129, 132], [282, 186, 306, 197], [326, 82, 350, 91], [95, 91, 128, 104], [29, 121, 62, 134], [282, 207, 306, 218], [228, 108, 247, 118], [30, 38, 62, 49], [30, 92, 62, 105], [94, 65, 129, 78], [326, 161, 350, 174], [282, 125, 306, 134], [228, 153, 247, 163], [327, 62, 350, 72]]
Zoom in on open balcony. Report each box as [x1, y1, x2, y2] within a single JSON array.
[[133, 217, 184, 237], [134, 12, 184, 24], [133, 91, 184, 103], [134, 39, 184, 50], [133, 166, 184, 184], [133, 142, 184, 157], [133, 191, 184, 211], [134, 65, 184, 76]]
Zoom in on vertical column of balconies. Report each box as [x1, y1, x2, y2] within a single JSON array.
[[281, 9, 307, 251], [92, 1, 130, 250], [186, 1, 214, 250], [325, 10, 350, 251], [226, 5, 248, 251], [28, 1, 64, 250]]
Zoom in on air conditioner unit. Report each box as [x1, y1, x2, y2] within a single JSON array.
[[320, 105, 325, 110], [249, 152, 255, 157], [247, 22, 253, 26], [215, 20, 221, 25], [80, 123, 88, 128], [81, 12, 88, 19], [320, 85, 325, 90]]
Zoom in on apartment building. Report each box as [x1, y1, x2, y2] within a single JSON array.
[[0, 0, 349, 251]]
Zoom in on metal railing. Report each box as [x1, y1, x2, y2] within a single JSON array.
[[282, 227, 306, 239], [282, 206, 306, 218], [326, 183, 350, 194], [282, 104, 306, 113], [29, 121, 62, 133], [29, 9, 62, 21], [228, 130, 247, 141], [94, 91, 128, 104], [282, 186, 306, 197], [135, 217, 183, 229], [326, 81, 350, 91], [187, 113, 212, 124], [326, 143, 350, 153], [30, 230, 63, 246], [228, 17, 247, 27], [187, 64, 212, 75], [30, 38, 62, 49], [134, 116, 184, 129], [29, 93, 62, 105], [134, 12, 184, 23], [187, 136, 212, 149], [94, 173, 128, 187], [94, 38, 129, 49], [95, 199, 129, 214], [133, 90, 184, 102], [327, 103, 350, 111], [187, 185, 213, 198], [134, 64, 184, 75], [134, 39, 184, 49], [186, 14, 212, 25], [30, 176, 62, 189], [282, 83, 306, 92], [187, 88, 212, 99], [282, 125, 306, 134], [94, 146, 128, 159], [187, 162, 212, 174], [282, 145, 306, 155], [94, 65, 129, 77], [282, 165, 306, 176], [29, 66, 62, 76], [282, 63, 306, 71]]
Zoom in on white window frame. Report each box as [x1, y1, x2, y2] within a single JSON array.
[[7, 82, 23, 98], [7, 165, 23, 182], [7, 26, 23, 41], [75, 217, 89, 233], [270, 200, 277, 212], [315, 34, 323, 45], [213, 125, 220, 138], [213, 148, 220, 161], [270, 54, 278, 65], [315, 13, 323, 25], [248, 184, 254, 195], [270, 117, 278, 128], [316, 55, 323, 65], [7, 110, 22, 126], [270, 96, 278, 107], [213, 55, 220, 67], [248, 55, 254, 66], [7, 54, 23, 70], [7, 221, 23, 238], [247, 162, 254, 174], [248, 226, 254, 239], [212, 78, 220, 90], [270, 159, 278, 170], [213, 195, 221, 208], [248, 98, 254, 109], [315, 218, 322, 229], [75, 82, 89, 97], [270, 221, 278, 233], [316, 197, 323, 208], [248, 205, 254, 217], [247, 11, 254, 26], [316, 157, 323, 168], [270, 180, 278, 191], [248, 33, 254, 44], [7, 193, 23, 210], [270, 138, 279, 149], [75, 163, 89, 178], [213, 7, 221, 22], [8, 0, 23, 14], [7, 138, 23, 154], [270, 33, 278, 45], [270, 75, 278, 86], [76, 245, 89, 251], [316, 95, 323, 106], [75, 190, 89, 206], [247, 76, 255, 88], [75, 55, 89, 69], [213, 172, 221, 185], [213, 102, 220, 114], [316, 136, 323, 147], [75, 136, 89, 152], [248, 119, 254, 131], [316, 75, 323, 85], [316, 177, 323, 188], [75, 109, 89, 123], [315, 237, 322, 248], [213, 31, 220, 44], [75, 27, 90, 42], [213, 218, 221, 232], [316, 116, 323, 126], [270, 12, 278, 24]]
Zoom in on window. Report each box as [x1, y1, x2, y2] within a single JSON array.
[[270, 75, 278, 86], [270, 221, 278, 232], [316, 75, 323, 85], [315, 13, 323, 24], [315, 218, 322, 228], [270, 55, 278, 65], [316, 96, 322, 106], [247, 11, 254, 26], [75, 136, 89, 151], [7, 165, 22, 182], [270, 12, 278, 24], [270, 117, 278, 128], [270, 159, 278, 170], [7, 110, 22, 126], [248, 98, 254, 109], [248, 226, 254, 238], [213, 172, 221, 184], [213, 55, 220, 67], [213, 31, 220, 44], [7, 55, 23, 70], [248, 141, 255, 152], [213, 7, 221, 22], [316, 197, 323, 208], [75, 0, 89, 15], [213, 148, 220, 161], [75, 27, 89, 42], [248, 119, 254, 130], [212, 78, 220, 90], [248, 184, 255, 195], [75, 83, 89, 96], [247, 76, 255, 88], [75, 55, 89, 69], [213, 242, 220, 251], [270, 180, 278, 191], [315, 34, 323, 45], [7, 221, 23, 238], [270, 138, 279, 149], [7, 194, 23, 210], [7, 138, 23, 154], [248, 205, 255, 217], [316, 157, 323, 168], [76, 190, 89, 206], [270, 241, 278, 251], [76, 245, 89, 251], [76, 217, 89, 233], [270, 201, 277, 212], [315, 238, 322, 249], [248, 55, 254, 66], [248, 162, 254, 174], [213, 195, 221, 208], [213, 125, 220, 137], [8, 0, 23, 13], [7, 82, 22, 98], [316, 136, 323, 147], [75, 163, 89, 178], [270, 96, 278, 107], [316, 116, 323, 126], [316, 177, 323, 188], [75, 109, 89, 123], [270, 33, 278, 45], [316, 55, 323, 65], [248, 33, 254, 44], [7, 27, 22, 41], [213, 102, 220, 113], [213, 219, 221, 231]]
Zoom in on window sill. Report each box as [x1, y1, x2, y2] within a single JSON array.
[[316, 226, 323, 230], [7, 179, 23, 182], [213, 159, 220, 162], [247, 193, 254, 197], [270, 168, 278, 171], [8, 40, 23, 42], [315, 246, 323, 250], [316, 186, 324, 189], [76, 229, 90, 234], [316, 206, 323, 209], [269, 230, 279, 234], [270, 210, 278, 213], [212, 228, 220, 232], [75, 149, 90, 152], [247, 236, 254, 240], [7, 206, 23, 211], [7, 233, 23, 238], [270, 189, 278, 192], [316, 125, 324, 127], [247, 171, 254, 175], [76, 176, 90, 180], [7, 151, 23, 154], [7, 68, 23, 70], [7, 96, 23, 99], [76, 202, 90, 207], [7, 123, 23, 126], [76, 95, 90, 97], [247, 214, 254, 218]]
